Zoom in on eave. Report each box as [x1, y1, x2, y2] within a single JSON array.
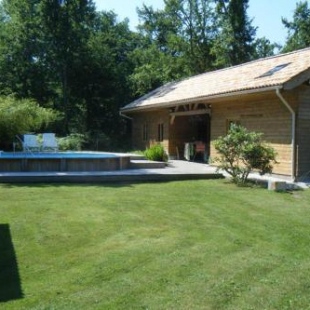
[[121, 85, 283, 114]]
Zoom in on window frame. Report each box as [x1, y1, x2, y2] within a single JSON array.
[[142, 123, 148, 142], [157, 123, 164, 142]]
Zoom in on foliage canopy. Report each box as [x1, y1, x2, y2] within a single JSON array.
[[282, 1, 310, 52], [0, 0, 307, 151], [0, 96, 58, 148]]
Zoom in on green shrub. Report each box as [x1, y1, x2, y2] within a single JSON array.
[[213, 124, 277, 184], [144, 144, 168, 162], [0, 96, 58, 149], [57, 134, 86, 151]]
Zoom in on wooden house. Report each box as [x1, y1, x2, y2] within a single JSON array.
[[121, 48, 310, 180]]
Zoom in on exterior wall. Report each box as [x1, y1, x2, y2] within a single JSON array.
[[209, 91, 297, 176], [131, 109, 210, 159], [128, 90, 305, 177], [131, 109, 170, 153], [296, 86, 310, 178]]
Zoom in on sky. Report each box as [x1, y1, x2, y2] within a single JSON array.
[[93, 0, 304, 45]]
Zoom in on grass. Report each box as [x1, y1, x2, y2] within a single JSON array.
[[1, 180, 310, 309]]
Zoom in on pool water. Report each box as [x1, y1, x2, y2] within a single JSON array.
[[0, 151, 119, 159]]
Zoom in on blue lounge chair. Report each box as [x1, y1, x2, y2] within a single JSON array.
[[42, 133, 58, 152]]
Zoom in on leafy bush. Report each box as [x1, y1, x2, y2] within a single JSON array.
[[213, 124, 277, 184], [0, 96, 58, 149], [57, 134, 86, 151], [144, 144, 168, 162]]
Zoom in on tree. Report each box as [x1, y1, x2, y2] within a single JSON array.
[[130, 0, 217, 95], [164, 0, 217, 73], [0, 0, 98, 133], [282, 1, 310, 52], [213, 124, 277, 185], [130, 2, 187, 95], [132, 0, 260, 95], [129, 41, 188, 96], [79, 11, 138, 148], [212, 0, 257, 67], [0, 0, 49, 101], [253, 37, 281, 59], [0, 0, 138, 148], [39, 0, 97, 133], [0, 96, 58, 150]]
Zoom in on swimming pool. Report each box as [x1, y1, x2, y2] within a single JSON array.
[[0, 152, 131, 172]]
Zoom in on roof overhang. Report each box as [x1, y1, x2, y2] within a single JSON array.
[[282, 68, 310, 90], [121, 85, 283, 114]]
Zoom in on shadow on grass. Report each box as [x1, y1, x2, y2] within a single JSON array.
[[0, 178, 224, 189], [0, 224, 23, 303]]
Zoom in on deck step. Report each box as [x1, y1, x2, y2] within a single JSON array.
[[130, 160, 166, 169]]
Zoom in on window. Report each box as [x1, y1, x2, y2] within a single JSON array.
[[142, 123, 148, 141], [157, 123, 164, 142]]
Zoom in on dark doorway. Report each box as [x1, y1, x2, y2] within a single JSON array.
[[170, 114, 211, 161], [191, 114, 210, 143]]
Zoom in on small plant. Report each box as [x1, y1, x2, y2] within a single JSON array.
[[213, 124, 277, 185], [144, 144, 168, 162]]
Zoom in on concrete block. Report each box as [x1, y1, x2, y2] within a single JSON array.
[[268, 180, 287, 191]]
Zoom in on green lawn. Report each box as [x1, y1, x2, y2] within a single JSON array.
[[1, 180, 310, 310]]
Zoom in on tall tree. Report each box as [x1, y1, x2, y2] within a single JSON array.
[[253, 37, 281, 59], [0, 0, 98, 134], [212, 0, 257, 67], [0, 0, 137, 146], [131, 2, 188, 95], [0, 0, 49, 101], [282, 1, 310, 52], [165, 0, 217, 73], [78, 11, 137, 145], [131, 0, 217, 95], [39, 0, 97, 133]]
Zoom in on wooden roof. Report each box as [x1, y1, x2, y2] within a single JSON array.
[[122, 47, 310, 112]]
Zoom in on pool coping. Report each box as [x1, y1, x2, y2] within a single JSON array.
[[0, 160, 309, 188], [0, 160, 223, 183]]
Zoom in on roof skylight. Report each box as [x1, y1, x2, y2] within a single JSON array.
[[257, 63, 291, 78]]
